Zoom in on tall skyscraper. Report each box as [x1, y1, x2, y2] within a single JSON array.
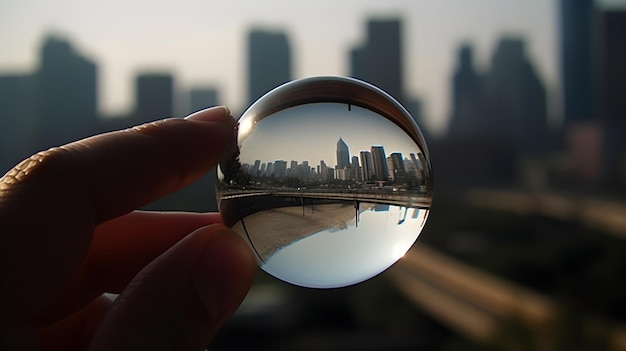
[[253, 160, 261, 174], [371, 146, 389, 181], [483, 37, 547, 154], [350, 18, 404, 103], [559, 0, 596, 128], [598, 10, 626, 185], [598, 10, 626, 125], [36, 35, 97, 147], [336, 137, 350, 169], [135, 73, 174, 123], [247, 29, 292, 106], [448, 44, 484, 135], [389, 152, 408, 181], [273, 160, 287, 177], [360, 151, 374, 181]]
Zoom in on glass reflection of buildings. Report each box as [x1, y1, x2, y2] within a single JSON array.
[[241, 137, 427, 188]]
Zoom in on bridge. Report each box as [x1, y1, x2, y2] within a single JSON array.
[[219, 189, 432, 209]]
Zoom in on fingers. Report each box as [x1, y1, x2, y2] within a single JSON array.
[[37, 211, 224, 326], [1, 106, 235, 225], [0, 106, 235, 327], [89, 224, 256, 351], [89, 211, 225, 293]]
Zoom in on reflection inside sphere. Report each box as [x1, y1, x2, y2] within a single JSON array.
[[217, 77, 433, 288]]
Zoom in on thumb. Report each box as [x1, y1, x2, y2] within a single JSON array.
[[88, 224, 256, 351]]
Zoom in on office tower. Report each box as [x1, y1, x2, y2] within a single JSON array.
[[320, 160, 328, 180], [247, 29, 292, 105], [410, 153, 421, 169], [252, 160, 261, 174], [36, 35, 97, 147], [389, 152, 407, 181], [559, 0, 596, 128], [135, 73, 174, 123], [296, 161, 311, 180], [351, 156, 360, 167], [360, 151, 375, 181], [483, 37, 547, 154], [188, 87, 219, 114], [598, 10, 626, 184], [598, 10, 626, 125], [448, 44, 483, 135], [320, 160, 336, 181], [273, 160, 287, 177], [350, 18, 404, 103], [336, 137, 350, 169], [371, 146, 389, 181], [417, 152, 429, 184]]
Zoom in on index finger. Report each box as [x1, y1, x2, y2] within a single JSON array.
[[0, 106, 236, 324], [1, 106, 235, 225]]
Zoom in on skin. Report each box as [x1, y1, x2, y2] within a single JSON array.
[[0, 106, 257, 350]]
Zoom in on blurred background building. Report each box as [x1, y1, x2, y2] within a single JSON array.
[[247, 29, 292, 105], [1, 0, 626, 349]]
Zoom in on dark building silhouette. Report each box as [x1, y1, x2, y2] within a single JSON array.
[[350, 17, 427, 137], [389, 152, 407, 181], [448, 44, 484, 135], [188, 87, 219, 114], [598, 10, 626, 186], [273, 160, 287, 178], [370, 146, 389, 181], [134, 73, 174, 123], [247, 29, 292, 106], [482, 37, 548, 154], [360, 151, 374, 181], [36, 35, 98, 147], [559, 0, 596, 129], [350, 18, 404, 104], [598, 10, 626, 125]]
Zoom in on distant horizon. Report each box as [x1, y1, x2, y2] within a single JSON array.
[[2, 0, 624, 135], [0, 0, 560, 136]]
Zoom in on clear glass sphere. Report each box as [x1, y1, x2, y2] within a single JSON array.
[[217, 76, 433, 288]]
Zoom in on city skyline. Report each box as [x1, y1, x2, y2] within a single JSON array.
[[238, 140, 424, 184], [3, 1, 624, 133], [1, 0, 586, 134], [2, 1, 625, 190], [236, 103, 424, 171]]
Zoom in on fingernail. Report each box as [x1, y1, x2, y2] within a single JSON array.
[[185, 106, 231, 122], [192, 225, 255, 322]]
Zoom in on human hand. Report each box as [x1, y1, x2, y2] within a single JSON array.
[[0, 106, 256, 350]]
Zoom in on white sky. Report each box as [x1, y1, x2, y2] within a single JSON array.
[[1, 0, 624, 134]]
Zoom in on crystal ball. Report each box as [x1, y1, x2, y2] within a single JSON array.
[[217, 76, 433, 288]]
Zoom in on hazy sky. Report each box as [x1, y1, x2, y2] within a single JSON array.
[[1, 0, 624, 134]]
